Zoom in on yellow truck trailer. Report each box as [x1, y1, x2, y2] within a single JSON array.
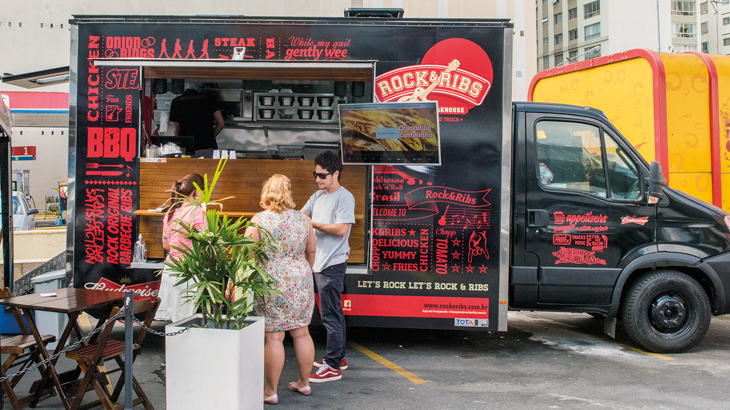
[[530, 49, 730, 212]]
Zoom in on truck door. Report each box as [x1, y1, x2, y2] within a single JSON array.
[[524, 114, 654, 306]]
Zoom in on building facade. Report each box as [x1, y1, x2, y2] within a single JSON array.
[[700, 0, 730, 54], [0, 0, 536, 99], [537, 0, 701, 71]]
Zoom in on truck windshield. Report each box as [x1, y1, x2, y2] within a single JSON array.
[[604, 137, 641, 200]]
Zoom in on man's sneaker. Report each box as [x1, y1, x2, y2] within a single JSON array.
[[313, 357, 347, 370], [309, 363, 342, 383]]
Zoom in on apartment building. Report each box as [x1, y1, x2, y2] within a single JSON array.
[[537, 0, 701, 71], [700, 0, 730, 54], [0, 0, 536, 100]]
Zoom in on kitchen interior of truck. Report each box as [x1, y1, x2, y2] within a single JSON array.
[[92, 58, 376, 267]]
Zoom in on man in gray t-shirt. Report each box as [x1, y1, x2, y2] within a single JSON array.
[[302, 151, 355, 383]]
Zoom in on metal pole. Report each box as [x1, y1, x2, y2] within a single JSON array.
[[0, 133, 13, 292], [656, 0, 662, 52], [717, 4, 721, 54], [124, 290, 134, 410], [711, 1, 721, 54]]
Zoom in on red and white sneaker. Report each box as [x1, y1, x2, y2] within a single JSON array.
[[313, 357, 347, 370], [309, 363, 342, 383]]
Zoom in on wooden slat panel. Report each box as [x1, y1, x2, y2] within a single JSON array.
[[139, 215, 165, 259], [139, 159, 367, 263]]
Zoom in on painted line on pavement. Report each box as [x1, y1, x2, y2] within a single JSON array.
[[348, 341, 427, 384], [622, 345, 674, 360]]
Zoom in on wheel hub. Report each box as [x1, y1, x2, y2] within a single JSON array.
[[651, 294, 688, 333]]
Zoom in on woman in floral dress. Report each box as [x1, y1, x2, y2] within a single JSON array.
[[245, 174, 316, 405]]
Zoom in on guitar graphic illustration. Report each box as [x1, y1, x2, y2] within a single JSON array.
[[397, 59, 461, 102], [438, 205, 450, 226]]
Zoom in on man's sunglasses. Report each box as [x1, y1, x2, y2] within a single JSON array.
[[313, 172, 332, 179]]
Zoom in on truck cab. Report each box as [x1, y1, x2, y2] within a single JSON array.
[[510, 102, 730, 353]]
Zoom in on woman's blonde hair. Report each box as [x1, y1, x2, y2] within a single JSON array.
[[260, 174, 295, 213]]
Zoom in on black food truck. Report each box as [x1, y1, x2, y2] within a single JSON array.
[[67, 13, 730, 353]]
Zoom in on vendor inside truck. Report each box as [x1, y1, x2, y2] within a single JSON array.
[[169, 82, 225, 158]]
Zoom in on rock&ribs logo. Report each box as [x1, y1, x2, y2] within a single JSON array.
[[374, 38, 493, 116]]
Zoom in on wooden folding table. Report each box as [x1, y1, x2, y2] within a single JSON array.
[[0, 288, 125, 409]]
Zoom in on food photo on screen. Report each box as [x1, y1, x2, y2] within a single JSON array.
[[339, 102, 441, 165]]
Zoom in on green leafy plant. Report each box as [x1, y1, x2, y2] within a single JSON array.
[[185, 157, 235, 211], [163, 158, 278, 329]]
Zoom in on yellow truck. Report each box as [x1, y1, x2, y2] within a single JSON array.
[[530, 49, 730, 213]]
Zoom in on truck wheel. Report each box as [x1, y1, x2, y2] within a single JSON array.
[[621, 270, 711, 353]]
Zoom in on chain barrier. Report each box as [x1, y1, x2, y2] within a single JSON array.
[[0, 304, 128, 384], [130, 315, 192, 337], [0, 301, 191, 384]]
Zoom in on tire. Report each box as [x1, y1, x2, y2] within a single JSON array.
[[621, 270, 711, 353]]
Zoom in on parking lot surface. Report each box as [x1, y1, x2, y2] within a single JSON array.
[[6, 311, 730, 409]]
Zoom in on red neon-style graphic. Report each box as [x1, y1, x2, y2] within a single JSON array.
[[439, 208, 491, 230], [406, 187, 490, 208], [553, 234, 571, 245], [554, 211, 608, 225], [570, 234, 608, 251], [468, 231, 489, 263], [104, 69, 139, 90], [553, 247, 607, 265]]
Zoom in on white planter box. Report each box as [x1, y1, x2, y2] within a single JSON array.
[[166, 314, 264, 410]]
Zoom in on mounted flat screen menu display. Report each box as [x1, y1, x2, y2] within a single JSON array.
[[339, 102, 441, 165]]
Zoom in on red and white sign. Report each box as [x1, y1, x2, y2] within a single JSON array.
[[621, 216, 649, 226], [84, 277, 161, 300], [375, 38, 493, 116], [11, 146, 36, 161], [316, 294, 489, 318]]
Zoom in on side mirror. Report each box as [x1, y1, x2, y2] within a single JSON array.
[[27, 208, 39, 215], [647, 161, 666, 205]]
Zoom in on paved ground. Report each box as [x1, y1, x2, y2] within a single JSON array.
[[5, 311, 730, 409]]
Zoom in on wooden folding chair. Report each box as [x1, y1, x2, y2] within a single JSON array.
[[0, 287, 57, 409], [65, 297, 160, 410]]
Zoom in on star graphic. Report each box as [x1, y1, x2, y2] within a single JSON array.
[[451, 250, 461, 260], [466, 266, 475, 273], [452, 238, 461, 246], [478, 265, 488, 273], [408, 229, 417, 236], [382, 262, 391, 271], [452, 264, 461, 273]]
